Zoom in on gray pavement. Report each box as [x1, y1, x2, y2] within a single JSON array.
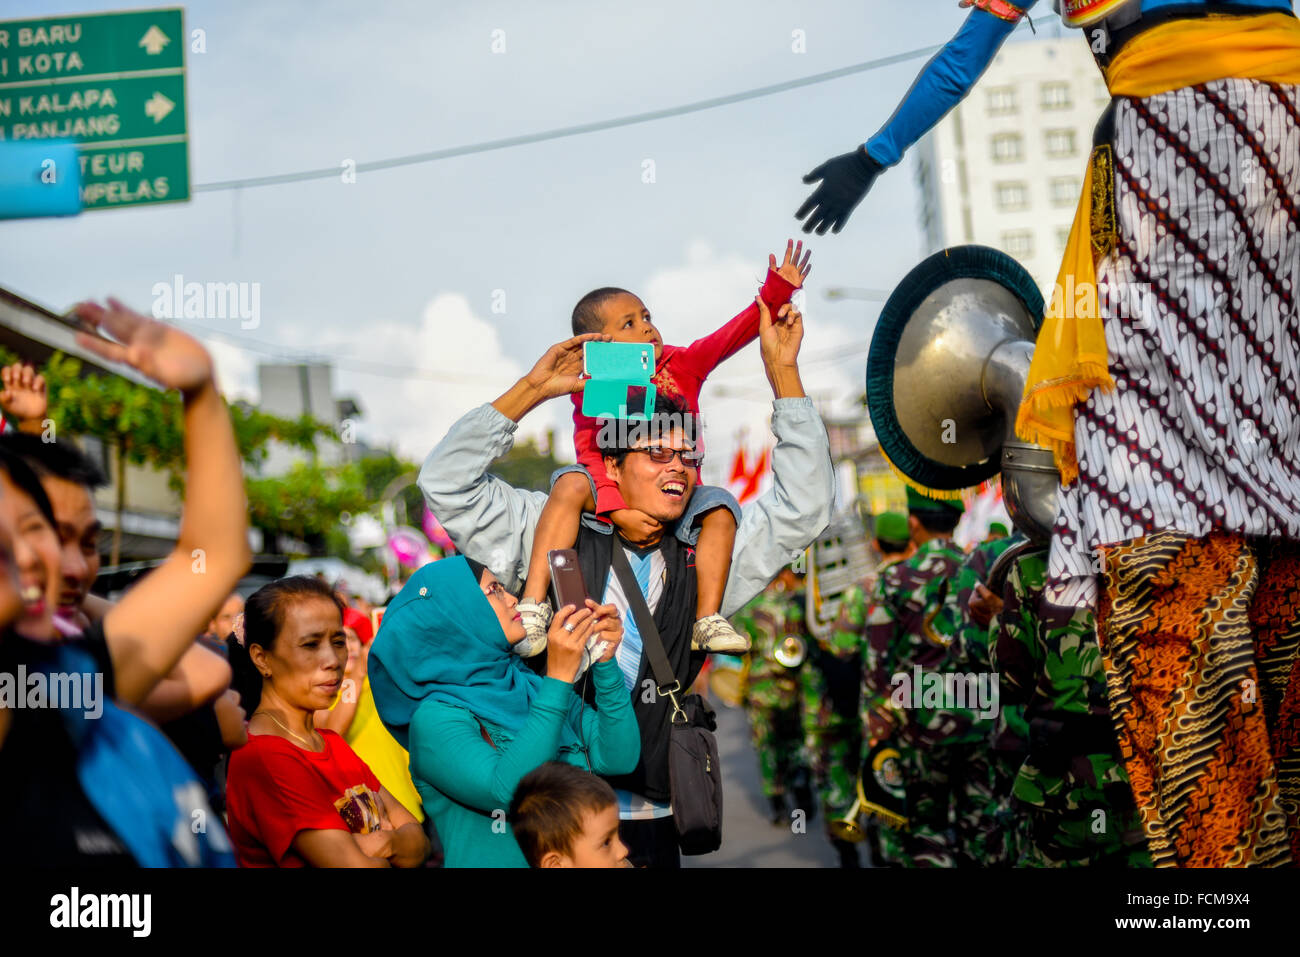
[[684, 696, 848, 868]]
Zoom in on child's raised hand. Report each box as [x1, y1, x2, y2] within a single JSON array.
[[609, 507, 664, 544], [0, 363, 48, 425], [769, 239, 812, 288]]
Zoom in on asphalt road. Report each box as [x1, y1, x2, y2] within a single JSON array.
[[684, 695, 849, 868]]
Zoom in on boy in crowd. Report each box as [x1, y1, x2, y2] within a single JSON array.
[[515, 240, 812, 657], [509, 762, 630, 868]]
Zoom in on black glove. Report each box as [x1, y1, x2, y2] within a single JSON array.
[[795, 147, 883, 235]]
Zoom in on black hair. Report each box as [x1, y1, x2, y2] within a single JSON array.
[[875, 535, 910, 556], [508, 761, 618, 867], [463, 557, 489, 585], [909, 507, 961, 535], [0, 446, 58, 530], [597, 394, 699, 467], [0, 433, 107, 490], [243, 575, 345, 654], [571, 287, 636, 336]]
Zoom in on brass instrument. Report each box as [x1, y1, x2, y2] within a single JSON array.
[[830, 774, 873, 843], [773, 634, 808, 669], [831, 743, 911, 842]]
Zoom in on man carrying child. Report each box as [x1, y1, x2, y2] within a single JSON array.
[[417, 254, 832, 867]]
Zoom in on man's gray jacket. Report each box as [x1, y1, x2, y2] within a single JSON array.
[[418, 396, 835, 617]]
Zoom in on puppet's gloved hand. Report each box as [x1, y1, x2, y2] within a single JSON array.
[[796, 147, 883, 235]]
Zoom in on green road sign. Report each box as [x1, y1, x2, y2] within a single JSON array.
[[0, 8, 188, 211]]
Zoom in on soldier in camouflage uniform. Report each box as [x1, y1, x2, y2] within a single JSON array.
[[861, 490, 966, 867], [991, 549, 1151, 867], [813, 512, 911, 868], [930, 534, 1028, 867], [733, 571, 812, 826]]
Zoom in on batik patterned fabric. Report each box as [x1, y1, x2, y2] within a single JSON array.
[[1048, 78, 1300, 608], [1095, 530, 1300, 867]]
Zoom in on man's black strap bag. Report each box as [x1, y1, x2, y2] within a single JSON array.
[[610, 540, 723, 855]]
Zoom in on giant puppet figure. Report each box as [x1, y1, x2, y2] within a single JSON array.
[[799, 0, 1300, 867]]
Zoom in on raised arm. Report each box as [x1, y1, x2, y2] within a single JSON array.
[[73, 299, 252, 706], [675, 241, 809, 378], [796, 0, 1032, 235], [720, 300, 834, 617], [138, 642, 233, 723], [419, 333, 606, 591]]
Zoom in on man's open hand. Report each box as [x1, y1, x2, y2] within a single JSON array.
[[522, 333, 610, 402], [74, 298, 214, 396], [757, 298, 805, 400]]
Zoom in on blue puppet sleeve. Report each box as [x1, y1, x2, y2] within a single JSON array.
[[864, 2, 1037, 168]]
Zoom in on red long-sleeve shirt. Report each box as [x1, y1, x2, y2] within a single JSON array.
[[572, 268, 797, 516]]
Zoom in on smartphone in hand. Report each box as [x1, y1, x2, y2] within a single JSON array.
[[548, 549, 608, 662]]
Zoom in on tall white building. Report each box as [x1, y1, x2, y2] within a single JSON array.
[[257, 362, 360, 473], [913, 37, 1110, 292]]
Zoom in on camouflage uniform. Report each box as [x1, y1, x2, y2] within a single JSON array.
[[803, 577, 887, 859], [930, 536, 1028, 867], [861, 536, 966, 867], [991, 550, 1151, 867], [733, 591, 809, 809]]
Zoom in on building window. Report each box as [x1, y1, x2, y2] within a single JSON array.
[[1045, 128, 1076, 158], [991, 132, 1024, 163], [1050, 175, 1080, 206], [1041, 81, 1071, 110], [995, 181, 1029, 211], [1002, 230, 1034, 258], [987, 85, 1017, 115]]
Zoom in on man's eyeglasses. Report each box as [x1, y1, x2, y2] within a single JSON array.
[[631, 446, 703, 467], [482, 581, 508, 600]]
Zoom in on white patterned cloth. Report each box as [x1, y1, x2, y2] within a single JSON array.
[[1048, 78, 1300, 607]]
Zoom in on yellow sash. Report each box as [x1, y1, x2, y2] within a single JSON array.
[[1015, 13, 1300, 485]]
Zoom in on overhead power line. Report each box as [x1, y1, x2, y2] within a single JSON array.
[[192, 44, 943, 193], [179, 317, 868, 383]]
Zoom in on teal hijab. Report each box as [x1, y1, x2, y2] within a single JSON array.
[[369, 557, 584, 752]]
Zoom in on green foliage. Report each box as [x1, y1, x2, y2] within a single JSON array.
[[245, 459, 372, 543], [2, 351, 421, 555]]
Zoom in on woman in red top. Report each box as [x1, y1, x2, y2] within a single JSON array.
[[225, 576, 429, 867]]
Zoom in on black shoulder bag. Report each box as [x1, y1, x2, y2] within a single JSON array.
[[609, 541, 723, 855]]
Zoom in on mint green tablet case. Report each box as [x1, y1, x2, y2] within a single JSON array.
[[581, 341, 657, 420]]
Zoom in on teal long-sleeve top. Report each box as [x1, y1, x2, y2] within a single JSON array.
[[407, 658, 640, 868]]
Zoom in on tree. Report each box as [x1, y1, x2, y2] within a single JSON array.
[[2, 350, 334, 563]]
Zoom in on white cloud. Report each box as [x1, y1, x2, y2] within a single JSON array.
[[317, 293, 562, 462]]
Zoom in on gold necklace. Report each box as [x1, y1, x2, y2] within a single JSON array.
[[252, 709, 321, 750]]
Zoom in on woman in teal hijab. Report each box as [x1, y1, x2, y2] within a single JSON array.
[[369, 556, 639, 867]]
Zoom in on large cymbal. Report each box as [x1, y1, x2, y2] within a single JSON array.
[[866, 245, 1045, 494]]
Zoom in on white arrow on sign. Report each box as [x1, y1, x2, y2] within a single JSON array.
[[139, 25, 171, 55], [144, 91, 175, 123]]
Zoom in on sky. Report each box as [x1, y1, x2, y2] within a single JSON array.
[[0, 0, 1057, 487]]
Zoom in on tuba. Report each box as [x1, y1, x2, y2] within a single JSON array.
[[865, 245, 1060, 543]]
